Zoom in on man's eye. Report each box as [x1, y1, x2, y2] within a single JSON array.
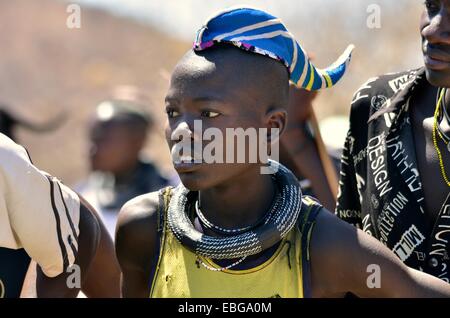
[[201, 111, 220, 118], [166, 109, 180, 118], [424, 0, 440, 13]]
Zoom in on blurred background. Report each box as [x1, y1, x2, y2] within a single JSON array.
[[0, 0, 424, 186]]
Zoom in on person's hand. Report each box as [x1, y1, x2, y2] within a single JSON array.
[[286, 51, 319, 124], [287, 83, 318, 124]]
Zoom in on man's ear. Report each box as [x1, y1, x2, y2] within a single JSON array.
[[265, 108, 287, 143]]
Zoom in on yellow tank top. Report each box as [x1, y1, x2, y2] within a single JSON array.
[[149, 188, 320, 298]]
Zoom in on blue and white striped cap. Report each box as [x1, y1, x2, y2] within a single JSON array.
[[193, 7, 354, 91]]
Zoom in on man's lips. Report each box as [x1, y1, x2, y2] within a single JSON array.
[[423, 46, 450, 70], [172, 155, 203, 172]]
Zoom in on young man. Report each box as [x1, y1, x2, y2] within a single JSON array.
[[336, 0, 450, 282], [116, 7, 450, 297], [0, 133, 120, 298]]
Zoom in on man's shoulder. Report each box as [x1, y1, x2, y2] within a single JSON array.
[[353, 68, 420, 99], [117, 190, 163, 234], [115, 189, 167, 270], [300, 195, 323, 214], [0, 133, 32, 165], [309, 205, 363, 272], [349, 68, 421, 119], [296, 195, 324, 235]]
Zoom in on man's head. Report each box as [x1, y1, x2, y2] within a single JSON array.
[[89, 100, 151, 175], [165, 45, 289, 190], [421, 0, 450, 87], [165, 7, 353, 191]]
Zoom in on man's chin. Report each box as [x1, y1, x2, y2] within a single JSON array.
[[177, 172, 206, 191], [425, 67, 450, 88]]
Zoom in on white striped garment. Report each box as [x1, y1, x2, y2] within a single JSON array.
[[0, 134, 80, 277]]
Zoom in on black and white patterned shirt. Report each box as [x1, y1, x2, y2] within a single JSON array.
[[336, 67, 450, 282]]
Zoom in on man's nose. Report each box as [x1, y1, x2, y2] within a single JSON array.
[[423, 12, 450, 45], [172, 119, 203, 145], [172, 121, 192, 141]]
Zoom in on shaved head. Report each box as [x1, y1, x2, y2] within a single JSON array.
[[165, 44, 289, 191], [171, 45, 290, 114]]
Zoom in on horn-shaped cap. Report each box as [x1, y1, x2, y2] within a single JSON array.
[[193, 7, 354, 91]]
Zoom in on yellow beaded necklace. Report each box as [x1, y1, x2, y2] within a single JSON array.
[[432, 88, 450, 187]]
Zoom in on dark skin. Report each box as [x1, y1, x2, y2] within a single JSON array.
[[164, 47, 287, 229], [79, 197, 121, 297], [116, 47, 450, 297], [20, 196, 121, 298], [413, 0, 450, 224], [281, 84, 337, 211]]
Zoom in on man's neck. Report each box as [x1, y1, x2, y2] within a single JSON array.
[[443, 89, 450, 128], [198, 166, 275, 232]]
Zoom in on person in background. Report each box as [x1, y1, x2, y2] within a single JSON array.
[[280, 84, 342, 211], [77, 99, 174, 238]]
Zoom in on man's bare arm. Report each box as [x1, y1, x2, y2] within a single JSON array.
[[21, 201, 100, 298], [311, 209, 450, 297], [115, 192, 160, 298], [80, 196, 121, 298]]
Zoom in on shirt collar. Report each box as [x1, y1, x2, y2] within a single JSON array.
[[368, 67, 427, 124]]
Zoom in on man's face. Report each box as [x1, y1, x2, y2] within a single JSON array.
[[421, 0, 450, 87], [164, 52, 276, 191], [89, 121, 141, 174]]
